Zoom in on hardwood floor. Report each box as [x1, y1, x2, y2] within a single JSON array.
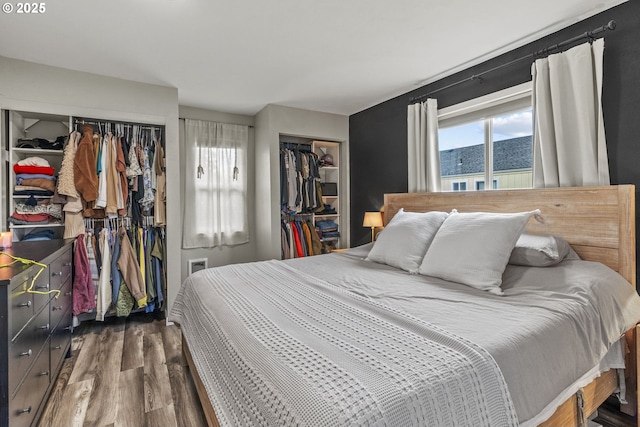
[[37, 312, 207, 427]]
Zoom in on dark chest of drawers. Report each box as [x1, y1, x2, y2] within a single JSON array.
[[0, 239, 74, 427]]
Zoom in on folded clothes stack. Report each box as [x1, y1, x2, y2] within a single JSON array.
[[22, 229, 56, 241], [10, 157, 61, 229], [8, 212, 57, 225], [13, 157, 56, 196], [315, 203, 337, 215], [315, 219, 340, 240], [17, 136, 64, 151], [12, 198, 62, 224]]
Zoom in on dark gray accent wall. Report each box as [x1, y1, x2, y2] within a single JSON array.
[[349, 1, 640, 252]]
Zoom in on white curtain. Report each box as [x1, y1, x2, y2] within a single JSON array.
[[532, 38, 609, 188], [182, 119, 249, 248], [408, 98, 441, 192]]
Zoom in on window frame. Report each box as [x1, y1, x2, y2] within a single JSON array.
[[475, 178, 498, 191], [438, 82, 532, 191], [452, 180, 467, 191]]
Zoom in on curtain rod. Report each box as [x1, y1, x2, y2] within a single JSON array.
[[409, 20, 616, 104], [179, 117, 254, 128]]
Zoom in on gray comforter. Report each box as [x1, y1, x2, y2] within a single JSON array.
[[170, 245, 640, 426]]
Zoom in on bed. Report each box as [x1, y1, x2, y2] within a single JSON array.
[[170, 185, 640, 427]]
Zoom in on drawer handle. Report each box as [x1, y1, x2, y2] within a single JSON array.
[[52, 305, 64, 311], [39, 370, 50, 377], [19, 349, 32, 357], [63, 262, 72, 266], [64, 291, 72, 297], [17, 300, 32, 308], [17, 406, 32, 415], [35, 284, 50, 291], [37, 323, 50, 331], [52, 271, 63, 277], [53, 345, 62, 350]]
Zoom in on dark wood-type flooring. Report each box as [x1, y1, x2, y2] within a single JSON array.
[[37, 312, 207, 427], [36, 312, 635, 427]]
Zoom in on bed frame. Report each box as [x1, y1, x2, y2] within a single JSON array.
[[183, 184, 638, 427]]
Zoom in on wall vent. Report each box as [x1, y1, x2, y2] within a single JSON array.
[[188, 258, 208, 275]]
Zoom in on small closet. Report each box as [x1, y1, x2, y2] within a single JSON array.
[[279, 135, 345, 258], [69, 117, 167, 322]]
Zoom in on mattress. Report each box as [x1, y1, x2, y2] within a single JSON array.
[[170, 244, 640, 425]]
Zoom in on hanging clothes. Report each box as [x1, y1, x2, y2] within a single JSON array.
[[116, 136, 128, 216], [95, 228, 112, 321], [73, 125, 99, 213], [105, 134, 119, 216], [145, 228, 156, 313], [118, 226, 147, 308], [301, 221, 314, 256], [63, 211, 85, 239], [281, 226, 289, 260], [291, 223, 303, 258], [65, 119, 167, 322], [154, 143, 166, 226], [95, 134, 108, 209], [58, 131, 80, 197], [151, 231, 165, 309], [72, 234, 96, 316], [140, 146, 154, 210], [280, 217, 323, 260], [110, 229, 122, 306], [85, 232, 100, 300], [280, 145, 323, 214], [115, 278, 135, 317]]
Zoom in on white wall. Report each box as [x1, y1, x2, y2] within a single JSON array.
[[0, 55, 182, 312], [178, 106, 257, 280], [254, 104, 349, 260]]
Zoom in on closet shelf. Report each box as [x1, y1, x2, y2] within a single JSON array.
[[12, 147, 63, 156], [12, 195, 53, 199], [9, 223, 64, 229]]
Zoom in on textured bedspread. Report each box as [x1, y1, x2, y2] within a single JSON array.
[[170, 260, 519, 427], [284, 245, 640, 425]]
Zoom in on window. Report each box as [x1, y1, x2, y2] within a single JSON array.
[[192, 146, 247, 236], [452, 181, 467, 191], [438, 82, 533, 192], [182, 119, 249, 248], [475, 179, 498, 190]]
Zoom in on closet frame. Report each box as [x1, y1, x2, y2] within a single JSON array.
[[71, 116, 168, 322], [279, 134, 347, 257]]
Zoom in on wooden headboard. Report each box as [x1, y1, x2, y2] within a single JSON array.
[[384, 185, 636, 286]]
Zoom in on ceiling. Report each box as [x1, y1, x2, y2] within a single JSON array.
[[0, 0, 627, 116]]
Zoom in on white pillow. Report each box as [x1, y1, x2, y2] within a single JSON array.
[[418, 210, 540, 294], [366, 209, 448, 273], [508, 234, 572, 267]]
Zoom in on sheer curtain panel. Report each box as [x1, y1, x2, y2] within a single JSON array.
[[532, 38, 609, 188], [408, 99, 441, 192], [183, 119, 249, 248]]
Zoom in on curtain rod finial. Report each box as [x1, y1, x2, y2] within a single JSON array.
[[607, 20, 616, 31]]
